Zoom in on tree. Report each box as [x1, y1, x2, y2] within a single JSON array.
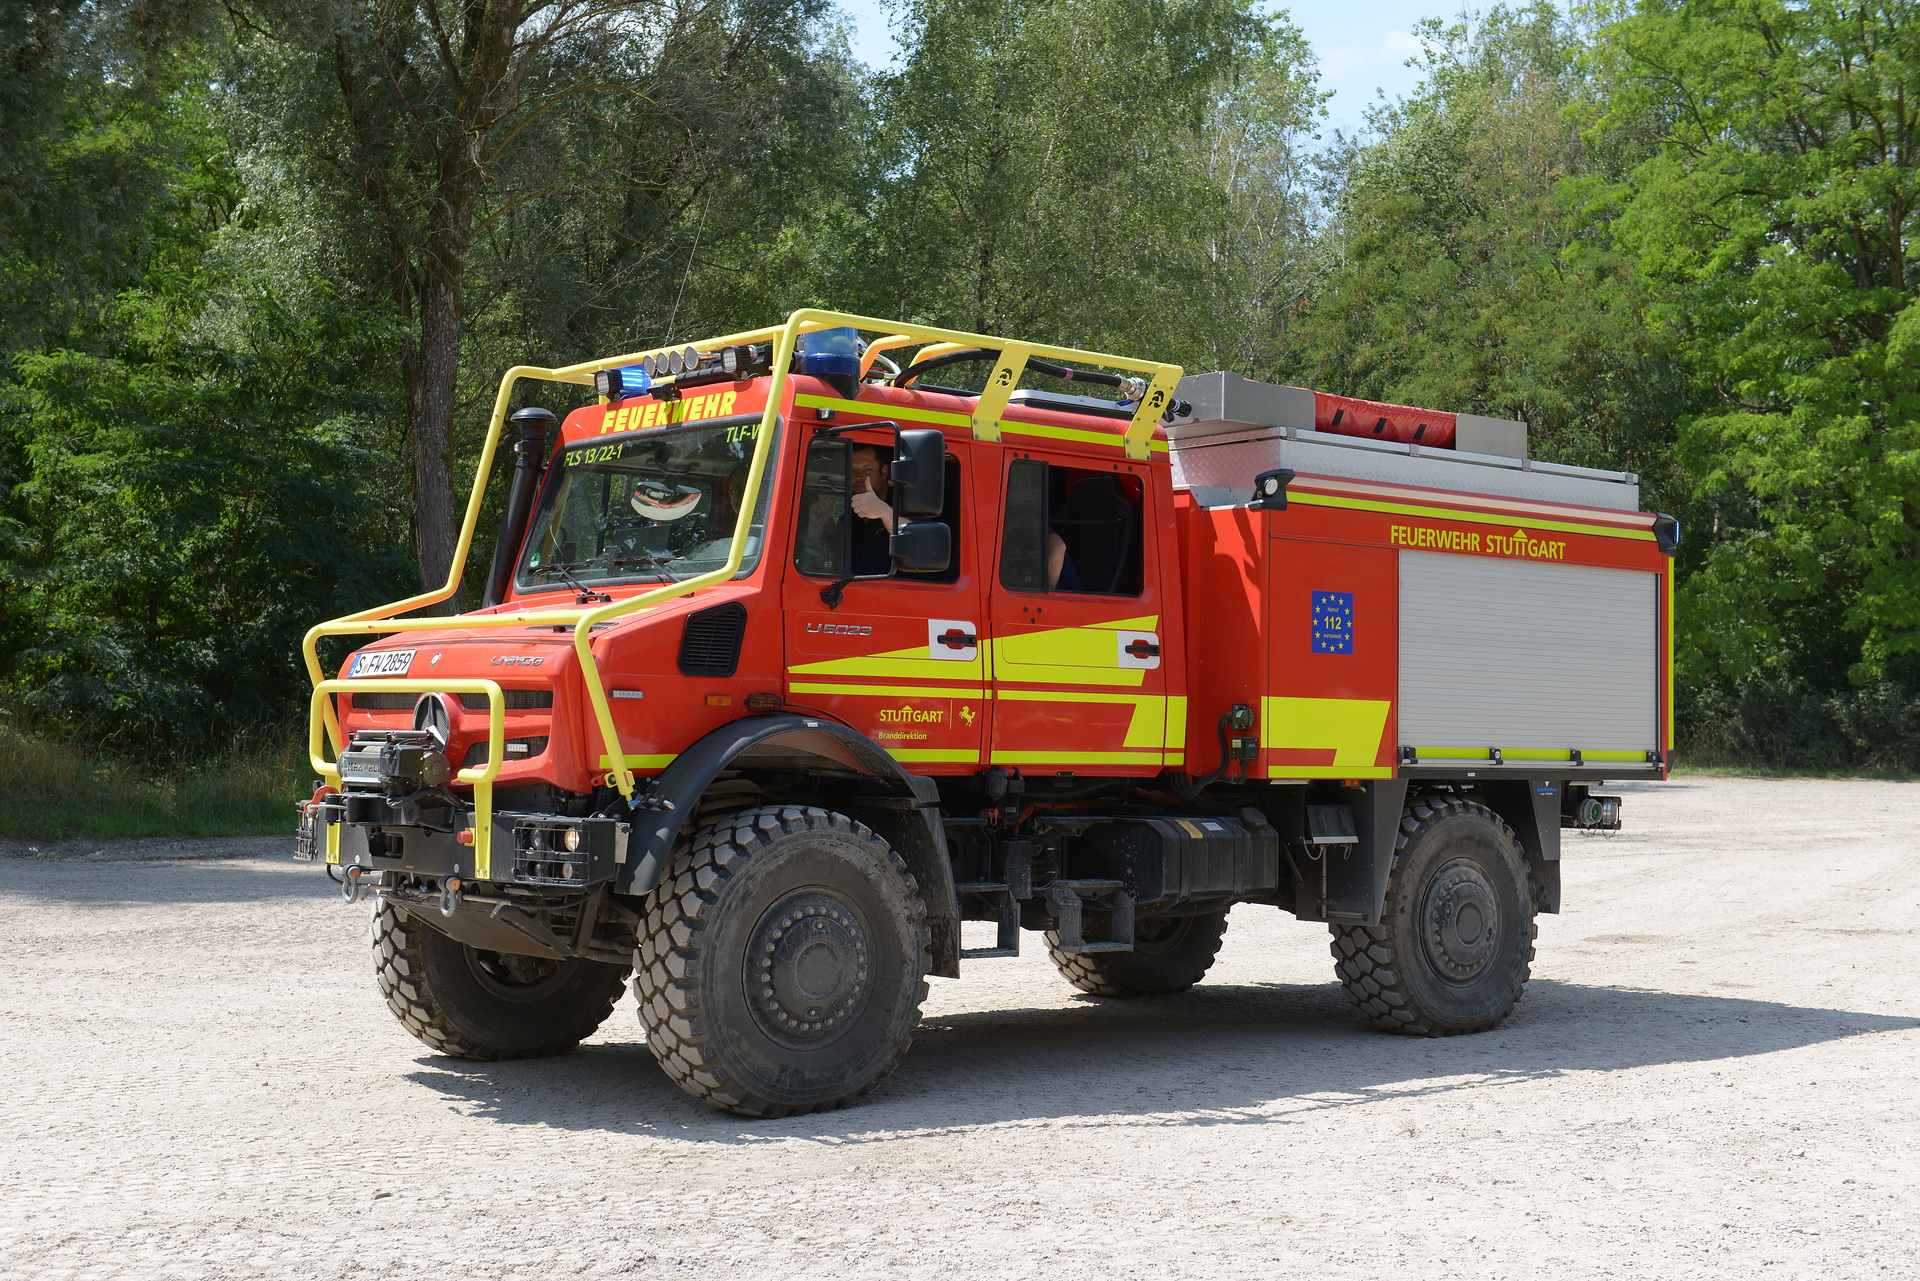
[[228, 0, 844, 602], [824, 0, 1319, 370], [1591, 0, 1920, 686], [1281, 5, 1695, 484]]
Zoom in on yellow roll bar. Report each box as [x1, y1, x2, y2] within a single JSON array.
[[302, 308, 1182, 871]]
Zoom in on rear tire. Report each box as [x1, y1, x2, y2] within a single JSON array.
[[633, 805, 929, 1117], [1047, 910, 1229, 997], [372, 902, 629, 1059], [1329, 793, 1535, 1036]]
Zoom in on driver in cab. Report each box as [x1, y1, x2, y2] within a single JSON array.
[[848, 443, 896, 576]]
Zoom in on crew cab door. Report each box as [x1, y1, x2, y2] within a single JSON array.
[[985, 451, 1178, 776], [780, 427, 986, 770]]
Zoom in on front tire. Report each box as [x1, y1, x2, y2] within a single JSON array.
[[372, 902, 630, 1059], [633, 805, 929, 1117], [1046, 910, 1230, 997], [1330, 793, 1535, 1036]]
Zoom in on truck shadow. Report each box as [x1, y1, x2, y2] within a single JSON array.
[[406, 978, 1917, 1142]]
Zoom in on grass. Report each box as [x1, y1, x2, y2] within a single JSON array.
[[1671, 748, 1920, 782], [0, 724, 305, 840]]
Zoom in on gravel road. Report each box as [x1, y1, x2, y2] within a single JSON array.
[[2, 777, 1917, 1280]]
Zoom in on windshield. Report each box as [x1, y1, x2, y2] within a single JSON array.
[[516, 417, 776, 591]]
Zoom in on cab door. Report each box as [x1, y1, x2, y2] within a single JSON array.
[[985, 451, 1177, 776], [780, 429, 986, 770]]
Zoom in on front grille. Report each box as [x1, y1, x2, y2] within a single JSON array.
[[678, 602, 747, 677], [352, 693, 416, 711], [458, 690, 554, 710], [462, 736, 551, 767]]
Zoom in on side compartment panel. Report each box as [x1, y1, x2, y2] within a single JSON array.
[[1397, 550, 1656, 751]]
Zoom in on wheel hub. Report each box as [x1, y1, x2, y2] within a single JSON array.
[[746, 890, 871, 1045], [1422, 862, 1499, 981]]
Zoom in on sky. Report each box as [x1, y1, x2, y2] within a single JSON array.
[[831, 1, 1473, 138]]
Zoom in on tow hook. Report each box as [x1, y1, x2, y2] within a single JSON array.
[[439, 875, 465, 918], [342, 864, 374, 904]]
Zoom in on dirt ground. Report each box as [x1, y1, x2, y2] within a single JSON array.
[[1, 776, 1916, 1280]]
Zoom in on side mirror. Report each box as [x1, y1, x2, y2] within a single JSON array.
[[890, 519, 951, 574], [890, 428, 946, 518]]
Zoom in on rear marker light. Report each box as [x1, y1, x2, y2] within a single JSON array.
[[706, 694, 732, 707]]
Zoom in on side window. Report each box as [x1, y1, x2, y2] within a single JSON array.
[[795, 437, 849, 577], [999, 458, 1143, 596], [794, 438, 964, 584]]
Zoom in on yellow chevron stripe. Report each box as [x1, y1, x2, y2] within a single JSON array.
[[1263, 697, 1392, 769]]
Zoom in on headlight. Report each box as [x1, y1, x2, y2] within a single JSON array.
[[563, 827, 582, 852]]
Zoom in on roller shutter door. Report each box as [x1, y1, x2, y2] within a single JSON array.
[[1398, 550, 1656, 752]]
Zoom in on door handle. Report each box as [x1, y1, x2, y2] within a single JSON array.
[[938, 629, 978, 649], [1125, 639, 1160, 659]]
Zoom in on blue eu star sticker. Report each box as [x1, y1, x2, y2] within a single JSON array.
[[1312, 591, 1355, 654]]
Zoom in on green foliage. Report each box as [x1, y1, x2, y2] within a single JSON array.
[[831, 0, 1322, 368], [6, 289, 411, 747], [1592, 0, 1920, 689], [1282, 4, 1699, 488]]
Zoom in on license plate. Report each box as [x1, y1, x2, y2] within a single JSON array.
[[348, 649, 416, 678]]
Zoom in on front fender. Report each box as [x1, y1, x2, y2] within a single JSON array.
[[615, 714, 959, 974]]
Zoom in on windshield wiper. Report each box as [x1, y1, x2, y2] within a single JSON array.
[[542, 561, 612, 604], [610, 553, 688, 582]]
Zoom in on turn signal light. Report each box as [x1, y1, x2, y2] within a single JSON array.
[[745, 693, 781, 713]]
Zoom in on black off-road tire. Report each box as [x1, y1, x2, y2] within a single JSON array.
[[1046, 910, 1230, 997], [372, 901, 630, 1059], [633, 805, 929, 1117], [1330, 793, 1535, 1036]]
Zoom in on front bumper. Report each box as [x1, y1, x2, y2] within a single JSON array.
[[298, 796, 630, 889]]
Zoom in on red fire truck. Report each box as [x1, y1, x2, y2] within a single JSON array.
[[299, 309, 1673, 1117]]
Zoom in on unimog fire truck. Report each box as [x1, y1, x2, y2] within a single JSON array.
[[298, 309, 1673, 1117]]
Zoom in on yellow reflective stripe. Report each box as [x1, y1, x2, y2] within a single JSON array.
[[1164, 696, 1187, 749], [997, 628, 1123, 667], [1263, 697, 1392, 769], [790, 682, 987, 699], [795, 393, 970, 430], [1268, 765, 1395, 780], [990, 745, 1152, 768], [1410, 747, 1650, 762], [788, 648, 986, 681], [597, 753, 679, 769], [1174, 819, 1205, 839], [324, 819, 340, 865], [885, 748, 983, 763], [1085, 614, 1159, 631], [792, 393, 1171, 454], [1290, 491, 1658, 542], [994, 688, 1148, 702], [1000, 420, 1171, 453]]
